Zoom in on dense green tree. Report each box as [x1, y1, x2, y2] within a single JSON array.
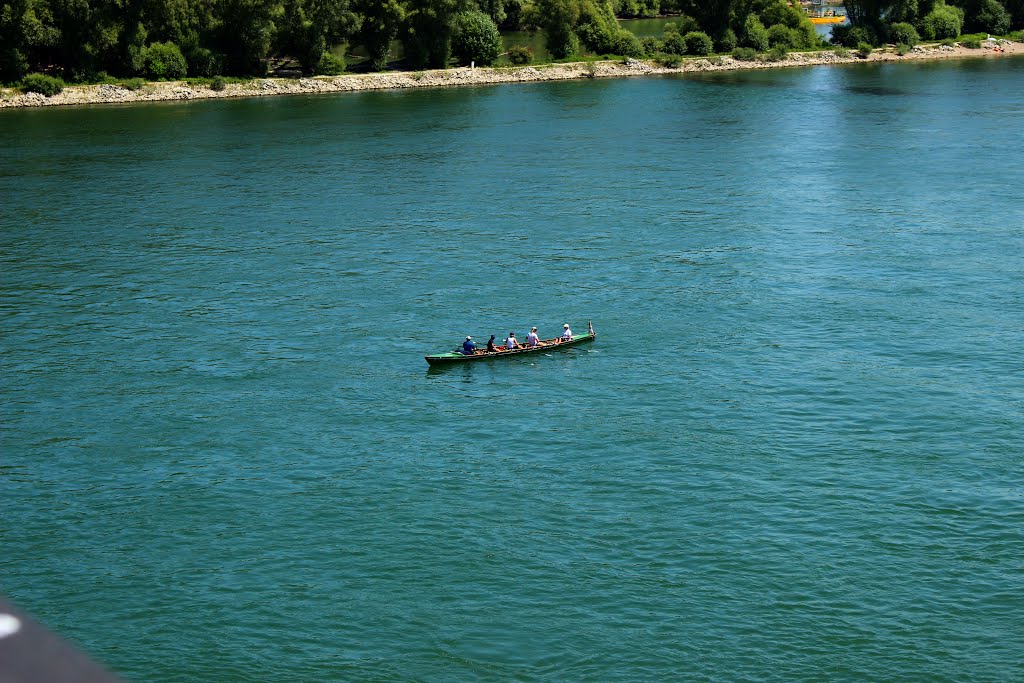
[[277, 0, 356, 72], [476, 0, 504, 23], [451, 9, 502, 64], [402, 0, 470, 69], [215, 0, 276, 74], [354, 0, 403, 71], [613, 27, 644, 54], [921, 0, 964, 37], [886, 0, 919, 22], [681, 0, 731, 36], [1003, 0, 1023, 28], [0, 0, 55, 81], [613, 0, 659, 16], [888, 21, 920, 43], [143, 40, 186, 77], [970, 0, 1011, 32], [741, 13, 768, 50], [529, 0, 581, 58], [662, 29, 685, 52], [766, 22, 798, 47], [843, 0, 897, 25], [682, 29, 712, 53], [576, 0, 620, 54]]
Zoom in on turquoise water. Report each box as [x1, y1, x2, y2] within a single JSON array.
[[2, 59, 1023, 681]]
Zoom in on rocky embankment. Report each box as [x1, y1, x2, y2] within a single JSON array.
[[1, 40, 1020, 109]]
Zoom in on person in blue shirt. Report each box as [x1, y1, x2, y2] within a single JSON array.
[[462, 336, 476, 355]]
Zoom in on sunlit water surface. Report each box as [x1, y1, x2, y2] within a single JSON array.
[[2, 58, 1023, 681]]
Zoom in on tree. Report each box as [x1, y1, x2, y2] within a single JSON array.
[[0, 0, 53, 82], [215, 0, 277, 74], [530, 0, 581, 59], [683, 30, 712, 54], [921, 1, 964, 37], [354, 0, 404, 71], [451, 9, 502, 64], [477, 0, 505, 23], [277, 0, 357, 73], [681, 0, 731, 36], [742, 13, 769, 50], [576, 0, 618, 54], [888, 21, 920, 44], [143, 40, 187, 78], [971, 0, 1011, 33], [402, 0, 470, 69]]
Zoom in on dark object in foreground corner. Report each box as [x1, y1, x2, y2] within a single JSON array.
[[0, 597, 124, 683]]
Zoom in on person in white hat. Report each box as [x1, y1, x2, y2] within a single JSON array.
[[561, 323, 573, 341], [462, 336, 476, 355], [527, 327, 540, 348]]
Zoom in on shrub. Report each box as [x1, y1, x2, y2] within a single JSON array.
[[119, 77, 146, 90], [20, 73, 64, 96], [732, 46, 758, 61], [210, 76, 227, 91], [662, 32, 687, 54], [1, 48, 30, 83], [655, 54, 682, 67], [895, 43, 911, 54], [662, 15, 700, 35], [316, 51, 346, 75], [961, 37, 982, 47], [765, 45, 788, 61], [546, 31, 579, 60], [187, 47, 222, 78], [832, 24, 876, 47], [507, 45, 533, 65], [683, 31, 713, 55], [889, 22, 920, 46], [973, 0, 1011, 34], [715, 28, 738, 52], [452, 10, 503, 66], [640, 37, 662, 55], [613, 31, 645, 57], [768, 23, 796, 48], [922, 3, 964, 39], [857, 41, 873, 57], [743, 14, 770, 51], [143, 42, 187, 80], [833, 46, 851, 57]]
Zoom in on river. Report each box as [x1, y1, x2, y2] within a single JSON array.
[[2, 57, 1023, 681]]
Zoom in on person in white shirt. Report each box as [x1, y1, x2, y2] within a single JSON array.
[[561, 324, 573, 341], [527, 327, 540, 348], [505, 331, 519, 349]]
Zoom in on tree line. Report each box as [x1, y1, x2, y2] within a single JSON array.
[[2, 0, 1021, 84]]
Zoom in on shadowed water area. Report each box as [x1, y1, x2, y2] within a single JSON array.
[[2, 58, 1023, 681]]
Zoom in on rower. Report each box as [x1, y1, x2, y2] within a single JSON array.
[[462, 336, 476, 355]]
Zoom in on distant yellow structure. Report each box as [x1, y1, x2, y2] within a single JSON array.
[[809, 13, 847, 23]]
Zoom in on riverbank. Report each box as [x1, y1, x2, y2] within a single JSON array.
[[1, 40, 1020, 109]]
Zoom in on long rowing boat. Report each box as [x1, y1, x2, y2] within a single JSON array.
[[425, 322, 596, 366]]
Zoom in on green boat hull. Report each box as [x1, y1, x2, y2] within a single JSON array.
[[425, 333, 596, 366]]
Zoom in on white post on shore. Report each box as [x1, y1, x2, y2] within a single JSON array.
[[471, 61, 475, 69]]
